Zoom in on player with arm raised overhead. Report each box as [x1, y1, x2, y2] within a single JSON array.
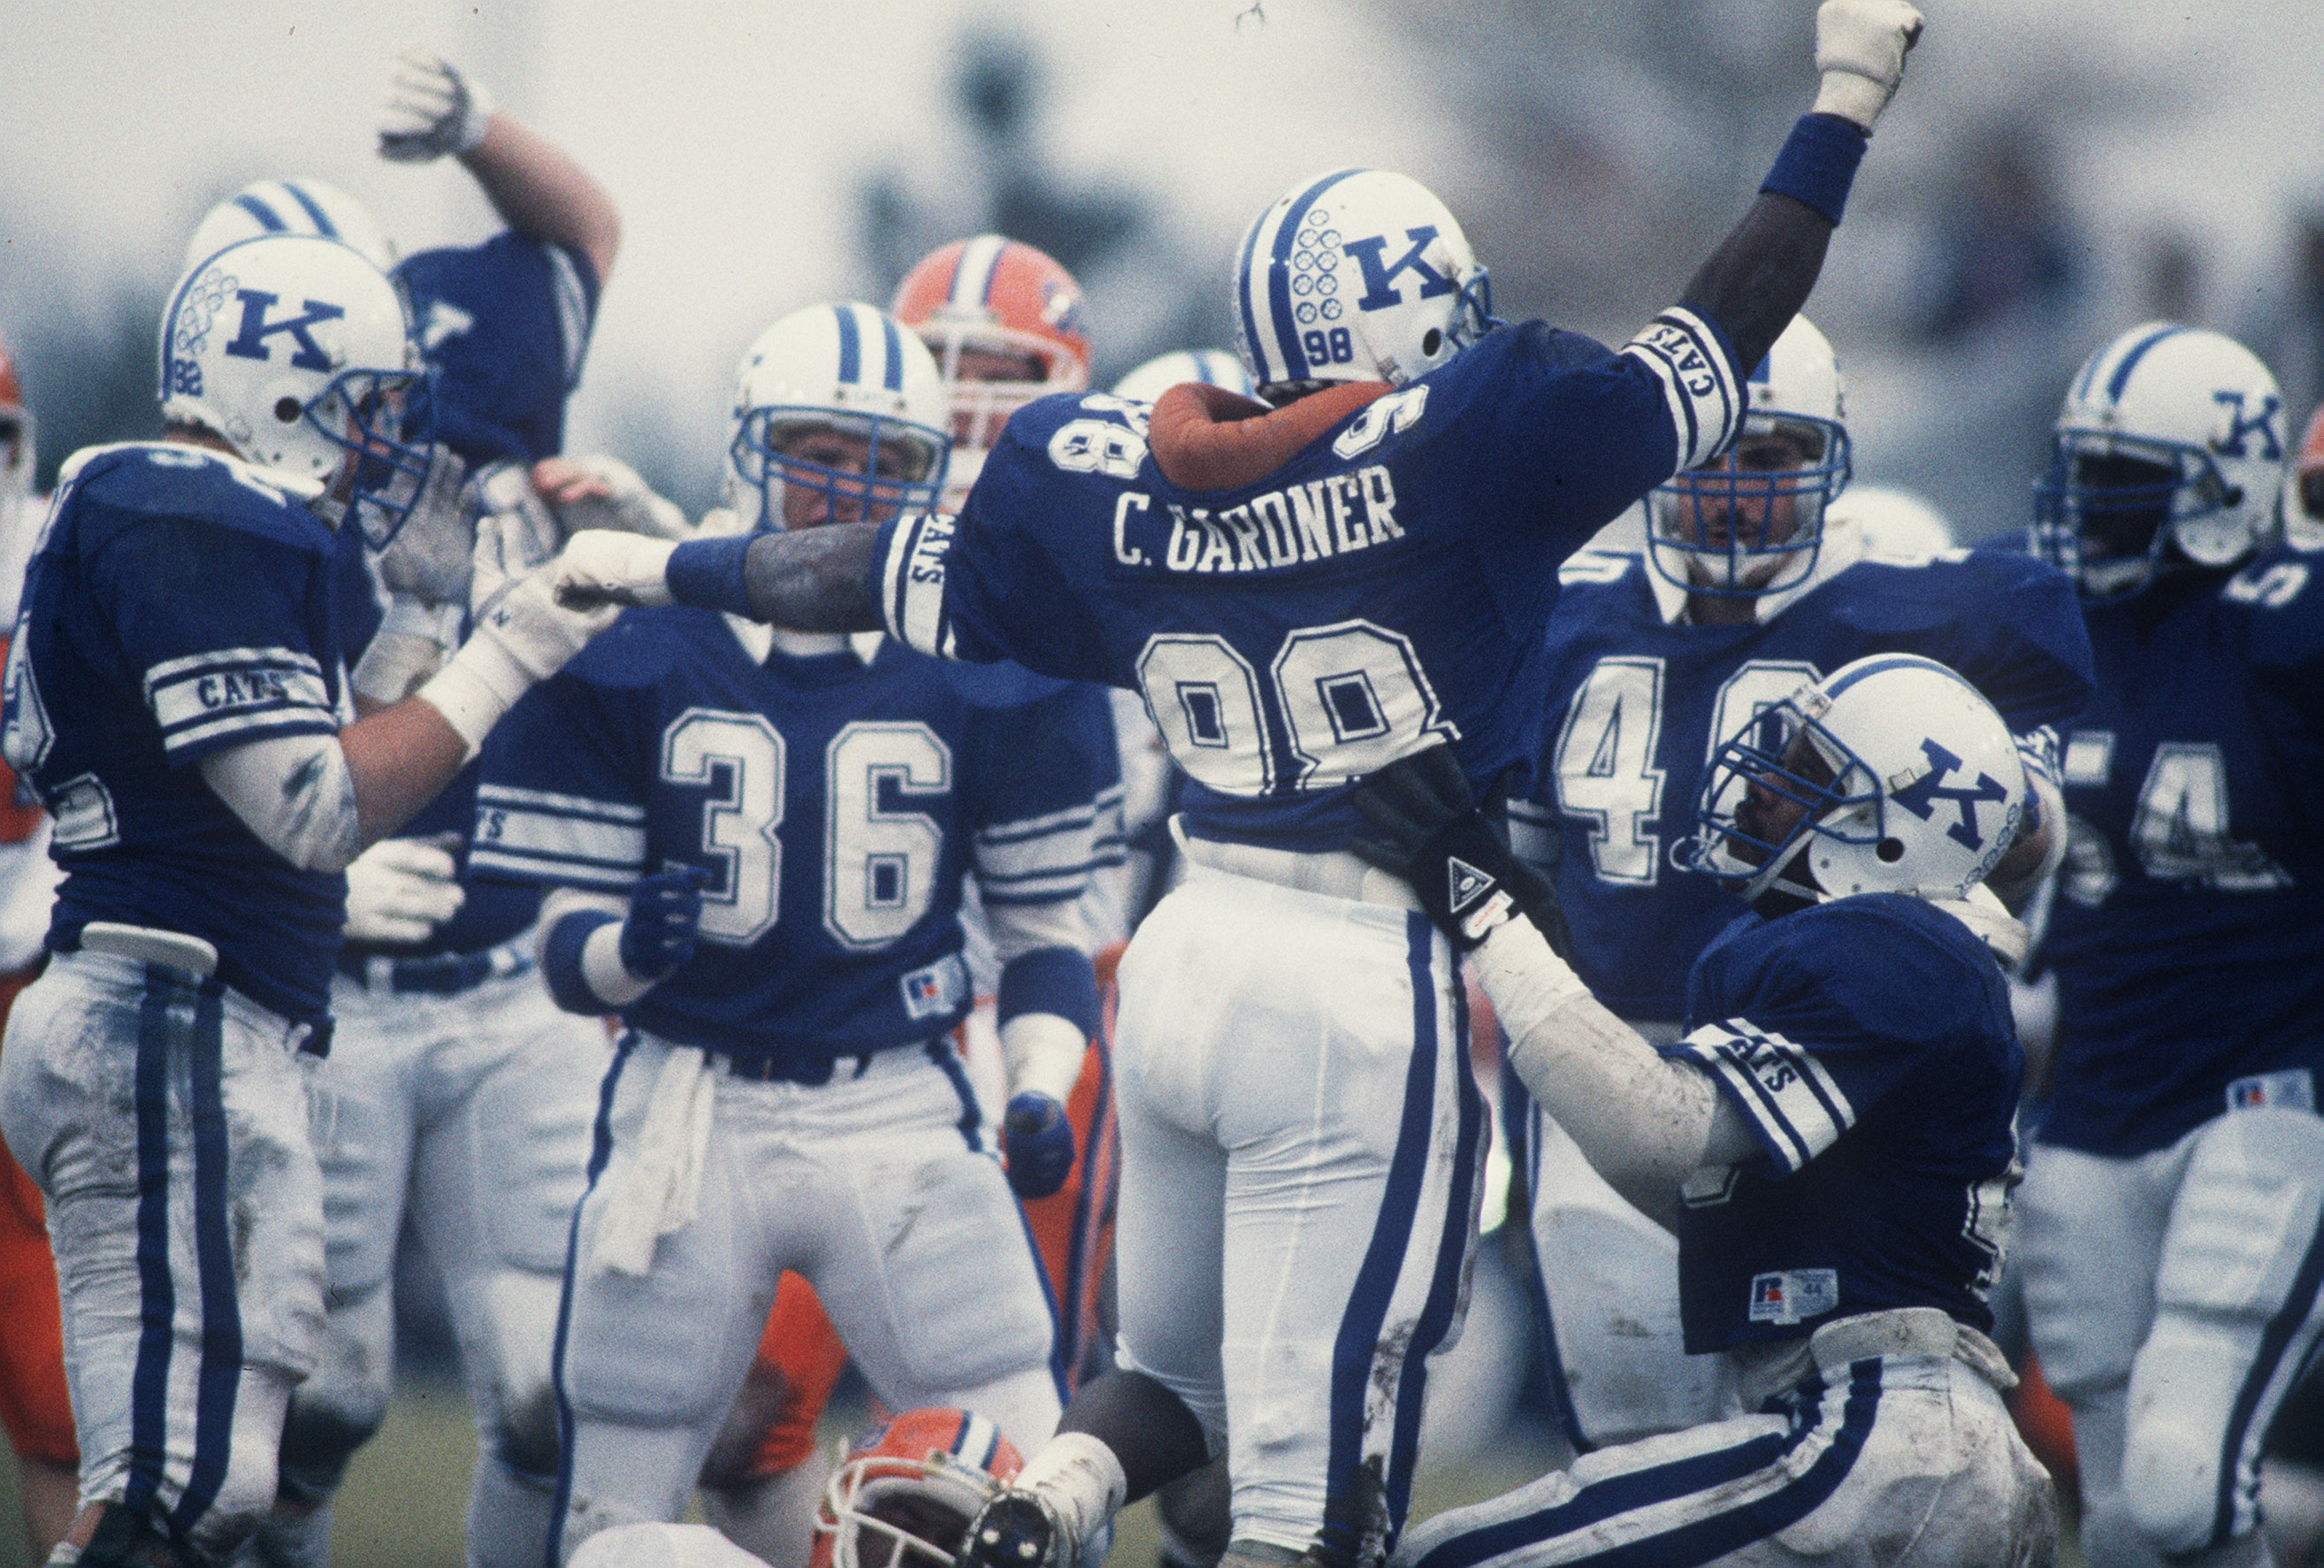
[[1507, 313, 2091, 1453], [2015, 325, 2324, 1568], [1349, 655, 2059, 1568], [469, 303, 1116, 1564], [557, 6, 1922, 1565], [178, 50, 636, 1568], [0, 233, 611, 1568]]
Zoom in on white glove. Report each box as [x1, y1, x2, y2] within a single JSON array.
[[378, 48, 495, 163], [418, 567, 619, 758], [371, 443, 474, 603], [469, 460, 566, 617], [1811, 0, 1924, 131], [349, 594, 466, 705], [553, 529, 678, 611], [544, 455, 694, 542], [342, 835, 466, 945]]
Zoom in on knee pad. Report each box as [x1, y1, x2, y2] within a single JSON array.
[[2125, 1108, 2324, 1556]]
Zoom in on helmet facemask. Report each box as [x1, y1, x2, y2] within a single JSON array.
[[1648, 413, 1850, 600], [2033, 432, 2240, 600], [1678, 691, 1879, 905], [730, 407, 947, 533], [329, 365, 436, 546]]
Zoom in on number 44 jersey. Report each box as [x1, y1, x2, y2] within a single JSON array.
[[878, 317, 1745, 850], [468, 609, 1119, 1065], [2041, 544, 2324, 1159]]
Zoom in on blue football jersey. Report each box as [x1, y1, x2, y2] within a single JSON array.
[[1665, 894, 2022, 1353], [467, 611, 1118, 1065], [396, 233, 599, 470], [2038, 547, 2324, 1158], [880, 314, 1745, 850], [344, 232, 603, 962], [1521, 534, 2093, 1022], [1, 443, 359, 1022]]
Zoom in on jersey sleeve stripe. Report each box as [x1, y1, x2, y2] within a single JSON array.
[[1671, 1019, 1854, 1173], [144, 651, 336, 756], [1618, 308, 1742, 473], [470, 789, 646, 889], [545, 244, 598, 387], [881, 513, 955, 659]]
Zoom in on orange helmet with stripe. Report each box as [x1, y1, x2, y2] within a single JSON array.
[[891, 236, 1090, 505], [811, 1408, 1024, 1568]]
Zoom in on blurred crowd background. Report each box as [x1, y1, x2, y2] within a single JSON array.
[[6, 0, 2324, 539]]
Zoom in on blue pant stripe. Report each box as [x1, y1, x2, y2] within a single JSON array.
[[2213, 1205, 2324, 1546], [125, 975, 180, 1517], [927, 1038, 986, 1155], [1385, 956, 1483, 1543], [929, 1039, 1066, 1400], [169, 980, 240, 1538], [547, 1032, 637, 1568], [1413, 1365, 1884, 1568], [1321, 914, 1449, 1564]]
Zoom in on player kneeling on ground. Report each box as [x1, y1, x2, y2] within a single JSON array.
[[1357, 654, 2058, 1568]]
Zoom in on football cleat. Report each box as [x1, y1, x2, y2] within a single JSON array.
[[961, 1488, 1066, 1568]]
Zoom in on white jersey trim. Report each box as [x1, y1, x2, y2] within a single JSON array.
[[881, 512, 958, 660], [1619, 308, 1743, 475], [144, 646, 335, 756], [470, 782, 646, 890], [1674, 1017, 1854, 1174]]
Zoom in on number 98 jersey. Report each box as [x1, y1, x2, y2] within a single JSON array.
[[468, 608, 1118, 1064], [879, 316, 1746, 851], [2041, 543, 2324, 1159]]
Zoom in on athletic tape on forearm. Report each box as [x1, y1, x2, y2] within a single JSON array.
[[666, 535, 757, 618], [1001, 1010, 1089, 1106], [1015, 1432, 1128, 1562], [417, 634, 535, 760], [542, 908, 654, 1013], [1472, 919, 1721, 1207], [1759, 112, 1870, 226]]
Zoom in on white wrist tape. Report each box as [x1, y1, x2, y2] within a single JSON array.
[[584, 918, 657, 1006], [1015, 1433, 1128, 1560], [416, 637, 531, 761], [1002, 1011, 1089, 1105]]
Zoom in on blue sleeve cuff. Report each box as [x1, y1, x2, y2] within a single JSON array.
[[1759, 112, 1870, 227], [998, 945, 1100, 1040], [666, 534, 758, 618], [542, 908, 621, 1015]]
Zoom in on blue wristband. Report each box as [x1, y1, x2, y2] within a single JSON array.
[[998, 945, 1101, 1040], [666, 534, 758, 618], [542, 908, 621, 1015], [1759, 112, 1869, 227]]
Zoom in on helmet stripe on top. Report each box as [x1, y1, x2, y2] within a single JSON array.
[[233, 193, 289, 233], [1250, 169, 1365, 388], [877, 312, 906, 393], [281, 182, 340, 240], [2101, 323, 2187, 404], [953, 235, 1009, 309], [833, 304, 862, 386]]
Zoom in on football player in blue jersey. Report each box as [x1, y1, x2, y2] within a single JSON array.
[[552, 6, 1925, 1564], [0, 233, 615, 1568], [468, 302, 1118, 1564], [1504, 313, 2091, 1454], [2015, 324, 2324, 1568], [1348, 654, 2058, 1568], [179, 51, 636, 1568]]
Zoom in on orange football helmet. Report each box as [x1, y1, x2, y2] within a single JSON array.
[[2297, 401, 2324, 529], [0, 336, 31, 497], [812, 1408, 1024, 1568], [891, 236, 1090, 504]]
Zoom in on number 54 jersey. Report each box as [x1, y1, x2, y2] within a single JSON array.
[[878, 317, 1746, 850], [469, 609, 1119, 1062], [2041, 545, 2324, 1159]]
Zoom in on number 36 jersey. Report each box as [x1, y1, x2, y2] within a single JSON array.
[[468, 608, 1119, 1065], [2040, 545, 2324, 1159], [878, 316, 1745, 850]]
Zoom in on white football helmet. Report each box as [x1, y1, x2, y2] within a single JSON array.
[[183, 178, 396, 274], [1109, 348, 1256, 405], [1832, 483, 1955, 557], [1647, 315, 1851, 599], [1678, 653, 2023, 906], [725, 302, 951, 532], [1231, 168, 1495, 403], [159, 235, 430, 523], [2032, 322, 2288, 600], [812, 1408, 1024, 1568]]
